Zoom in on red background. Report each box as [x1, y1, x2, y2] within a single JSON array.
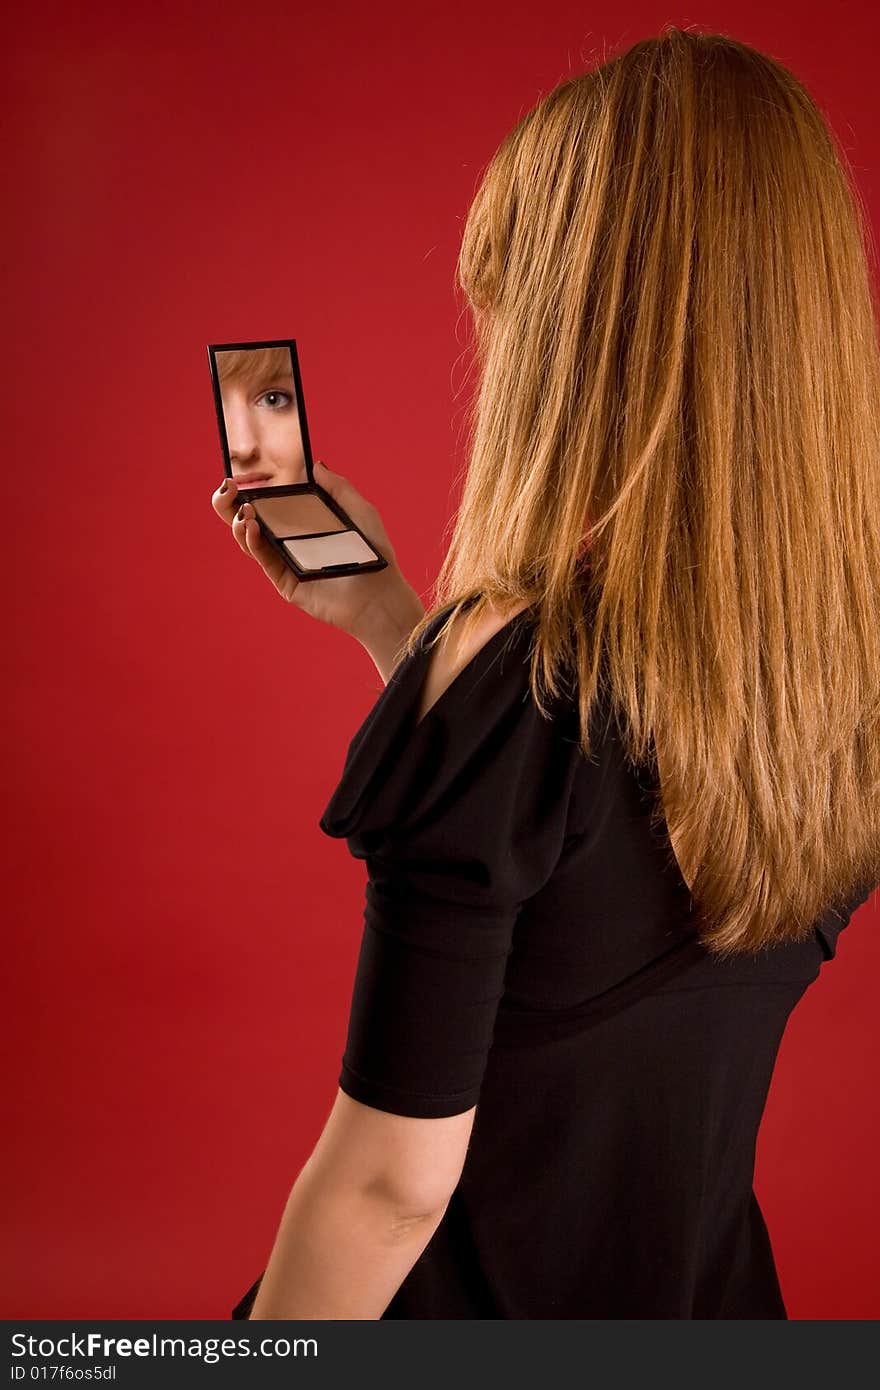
[[3, 1, 878, 1319]]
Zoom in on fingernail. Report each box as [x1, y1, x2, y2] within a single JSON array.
[[219, 479, 228, 494]]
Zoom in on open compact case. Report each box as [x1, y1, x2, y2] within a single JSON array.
[[207, 337, 388, 581]]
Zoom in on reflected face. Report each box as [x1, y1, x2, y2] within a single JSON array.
[[216, 347, 307, 487]]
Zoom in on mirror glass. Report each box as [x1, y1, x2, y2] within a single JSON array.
[[213, 343, 310, 488]]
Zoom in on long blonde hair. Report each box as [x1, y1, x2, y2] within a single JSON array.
[[403, 26, 880, 955]]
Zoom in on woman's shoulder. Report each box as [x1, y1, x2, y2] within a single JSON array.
[[318, 597, 584, 863], [412, 597, 536, 726]]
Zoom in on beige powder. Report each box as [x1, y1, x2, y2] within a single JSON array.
[[252, 492, 347, 537], [283, 531, 378, 570]]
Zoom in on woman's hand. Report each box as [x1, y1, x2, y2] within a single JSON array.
[[211, 459, 425, 676]]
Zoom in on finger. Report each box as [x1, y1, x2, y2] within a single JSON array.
[[235, 502, 299, 592], [212, 476, 240, 525], [232, 499, 255, 556]]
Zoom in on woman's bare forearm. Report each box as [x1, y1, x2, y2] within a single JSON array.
[[355, 583, 426, 684], [247, 1163, 447, 1320]]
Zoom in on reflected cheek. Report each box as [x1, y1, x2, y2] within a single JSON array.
[[265, 417, 303, 467]]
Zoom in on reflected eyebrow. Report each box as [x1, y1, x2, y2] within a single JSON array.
[[252, 378, 296, 395]]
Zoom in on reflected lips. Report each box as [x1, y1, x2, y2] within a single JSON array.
[[233, 473, 273, 487]]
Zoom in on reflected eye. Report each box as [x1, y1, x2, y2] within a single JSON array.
[[255, 390, 293, 410]]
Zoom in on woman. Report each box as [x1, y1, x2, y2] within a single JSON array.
[[212, 27, 880, 1319]]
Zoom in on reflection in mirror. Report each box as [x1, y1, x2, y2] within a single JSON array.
[[250, 492, 380, 572], [216, 346, 307, 488]]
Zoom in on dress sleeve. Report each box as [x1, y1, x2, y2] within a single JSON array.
[[317, 605, 584, 1118]]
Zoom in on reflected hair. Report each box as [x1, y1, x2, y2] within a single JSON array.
[[216, 347, 294, 390], [403, 25, 880, 955]]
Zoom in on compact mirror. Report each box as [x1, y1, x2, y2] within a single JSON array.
[[207, 338, 388, 580]]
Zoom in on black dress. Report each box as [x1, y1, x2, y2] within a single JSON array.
[[231, 599, 875, 1320]]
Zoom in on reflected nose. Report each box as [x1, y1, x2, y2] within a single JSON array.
[[224, 395, 260, 470]]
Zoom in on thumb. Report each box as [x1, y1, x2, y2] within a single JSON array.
[[313, 458, 363, 509], [313, 457, 396, 565]]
